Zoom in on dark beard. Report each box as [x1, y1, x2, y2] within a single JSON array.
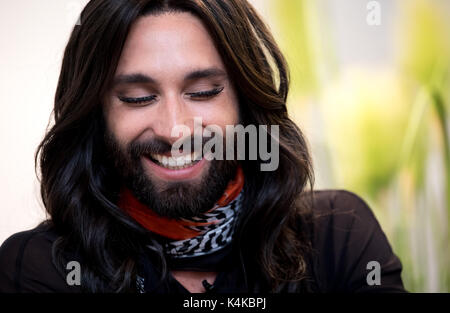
[[103, 131, 238, 220]]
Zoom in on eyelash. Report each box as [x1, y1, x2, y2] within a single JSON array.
[[118, 95, 156, 105], [186, 86, 224, 98], [118, 86, 224, 105]]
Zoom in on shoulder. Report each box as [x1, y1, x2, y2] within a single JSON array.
[[304, 189, 406, 292], [0, 221, 81, 293], [310, 189, 378, 233], [303, 189, 383, 251]]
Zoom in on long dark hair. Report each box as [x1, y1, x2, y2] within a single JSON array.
[[36, 0, 315, 292]]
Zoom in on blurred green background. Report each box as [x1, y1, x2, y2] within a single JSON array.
[[250, 0, 450, 292]]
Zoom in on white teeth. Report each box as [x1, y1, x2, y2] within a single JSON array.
[[193, 151, 201, 161], [150, 152, 202, 170], [176, 157, 185, 166]]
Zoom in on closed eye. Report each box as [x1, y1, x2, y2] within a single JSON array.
[[118, 95, 157, 106], [186, 86, 224, 99]]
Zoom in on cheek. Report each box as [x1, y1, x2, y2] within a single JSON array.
[[103, 105, 151, 144], [193, 94, 240, 129]]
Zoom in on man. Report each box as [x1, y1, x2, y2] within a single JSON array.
[[0, 0, 406, 293]]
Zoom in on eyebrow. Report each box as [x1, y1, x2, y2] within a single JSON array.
[[112, 68, 227, 87]]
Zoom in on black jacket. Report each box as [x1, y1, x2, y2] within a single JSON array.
[[0, 190, 407, 293]]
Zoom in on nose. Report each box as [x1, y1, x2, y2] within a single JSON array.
[[152, 94, 195, 145]]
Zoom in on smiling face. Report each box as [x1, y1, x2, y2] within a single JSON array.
[[102, 12, 240, 219]]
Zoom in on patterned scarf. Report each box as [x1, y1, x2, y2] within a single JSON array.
[[118, 166, 245, 258]]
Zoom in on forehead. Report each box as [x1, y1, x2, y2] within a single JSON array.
[[115, 12, 225, 78]]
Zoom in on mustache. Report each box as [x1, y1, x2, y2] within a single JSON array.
[[128, 135, 212, 159]]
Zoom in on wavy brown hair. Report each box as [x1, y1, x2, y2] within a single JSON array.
[[36, 0, 315, 292]]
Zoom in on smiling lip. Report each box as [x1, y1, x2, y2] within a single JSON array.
[[141, 154, 207, 181]]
